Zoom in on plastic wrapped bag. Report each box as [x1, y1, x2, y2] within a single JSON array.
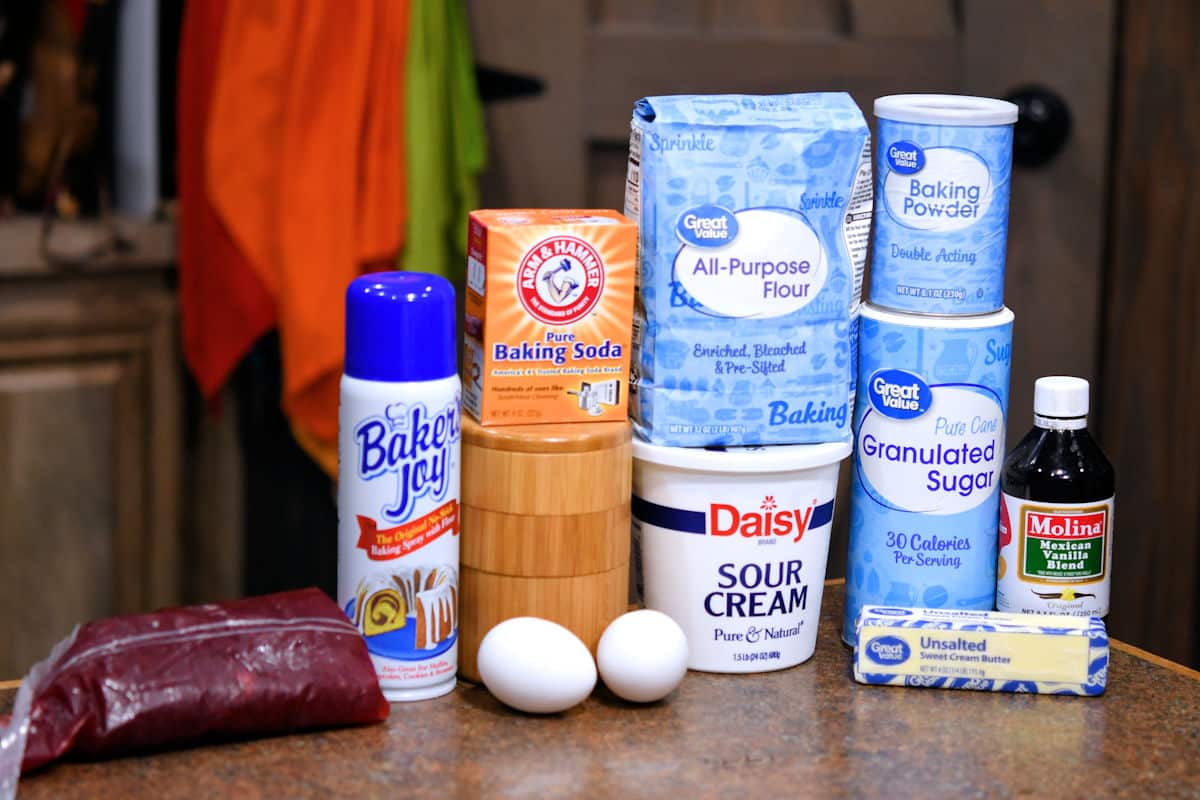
[[0, 589, 389, 793]]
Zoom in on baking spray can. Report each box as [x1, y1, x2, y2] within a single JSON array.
[[338, 272, 461, 702]]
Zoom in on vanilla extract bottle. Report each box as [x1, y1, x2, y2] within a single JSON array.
[[996, 376, 1115, 618]]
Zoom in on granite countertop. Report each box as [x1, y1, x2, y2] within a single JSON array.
[[5, 581, 1199, 798]]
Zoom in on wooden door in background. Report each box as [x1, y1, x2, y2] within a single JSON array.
[[1100, 1, 1200, 667], [470, 1, 1125, 641]]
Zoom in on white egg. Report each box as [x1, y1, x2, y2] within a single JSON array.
[[597, 610, 688, 703], [477, 617, 597, 714]]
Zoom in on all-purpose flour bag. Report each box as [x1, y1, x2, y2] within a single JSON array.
[[625, 94, 871, 447]]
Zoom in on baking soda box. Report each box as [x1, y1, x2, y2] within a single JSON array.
[[463, 209, 637, 425]]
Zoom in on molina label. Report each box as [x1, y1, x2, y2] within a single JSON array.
[[996, 495, 1114, 617], [843, 305, 1013, 644], [1022, 508, 1107, 580]]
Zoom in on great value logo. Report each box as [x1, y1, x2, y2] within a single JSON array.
[[355, 400, 460, 524], [864, 635, 912, 666], [886, 140, 925, 174], [516, 235, 605, 325], [676, 205, 739, 247], [867, 369, 932, 420]]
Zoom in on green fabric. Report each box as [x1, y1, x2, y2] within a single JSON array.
[[400, 0, 487, 281]]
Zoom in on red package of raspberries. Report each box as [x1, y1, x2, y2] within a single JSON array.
[[0, 588, 389, 788]]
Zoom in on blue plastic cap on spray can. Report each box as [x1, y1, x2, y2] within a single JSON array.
[[345, 271, 456, 382]]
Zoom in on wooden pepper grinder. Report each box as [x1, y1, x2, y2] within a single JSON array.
[[458, 416, 631, 683]]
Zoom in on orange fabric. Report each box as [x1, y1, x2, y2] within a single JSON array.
[[204, 0, 410, 469], [178, 0, 276, 398]]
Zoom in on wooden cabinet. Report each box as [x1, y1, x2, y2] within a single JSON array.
[[0, 218, 181, 677]]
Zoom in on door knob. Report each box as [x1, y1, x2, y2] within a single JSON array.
[[1004, 86, 1072, 168]]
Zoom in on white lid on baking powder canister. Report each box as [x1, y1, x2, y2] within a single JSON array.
[[874, 94, 1019, 126]]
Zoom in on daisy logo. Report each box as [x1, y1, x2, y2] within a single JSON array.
[[709, 495, 831, 543], [516, 235, 605, 325]]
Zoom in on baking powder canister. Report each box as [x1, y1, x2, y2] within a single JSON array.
[[869, 94, 1018, 315]]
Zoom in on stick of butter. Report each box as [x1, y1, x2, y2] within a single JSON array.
[[853, 605, 1108, 696]]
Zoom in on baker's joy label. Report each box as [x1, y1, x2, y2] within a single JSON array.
[[354, 400, 460, 532], [516, 234, 605, 325], [341, 393, 461, 684], [996, 495, 1114, 617]]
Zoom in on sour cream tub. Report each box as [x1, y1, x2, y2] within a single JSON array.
[[632, 438, 851, 672]]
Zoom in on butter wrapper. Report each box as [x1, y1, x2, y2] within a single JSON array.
[[853, 605, 1108, 696]]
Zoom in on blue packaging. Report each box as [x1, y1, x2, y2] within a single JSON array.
[[869, 94, 1018, 315], [843, 303, 1014, 644], [854, 606, 1108, 696], [625, 93, 872, 447]]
